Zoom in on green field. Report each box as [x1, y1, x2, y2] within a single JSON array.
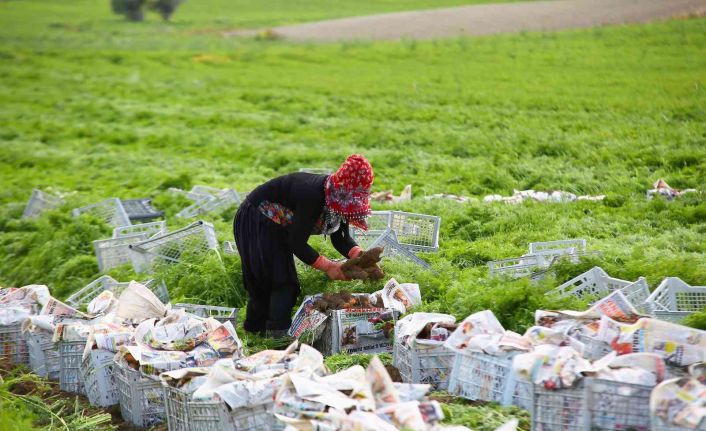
[[1, 0, 706, 428]]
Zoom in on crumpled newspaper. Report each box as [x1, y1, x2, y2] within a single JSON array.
[[484, 189, 605, 204], [88, 290, 118, 315], [138, 311, 213, 351], [372, 278, 422, 315], [371, 185, 411, 203], [394, 312, 456, 347], [512, 344, 590, 389], [444, 310, 531, 354], [647, 179, 697, 201], [651, 373, 706, 429], [115, 280, 167, 322]]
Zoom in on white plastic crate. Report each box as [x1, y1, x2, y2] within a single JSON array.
[[488, 255, 544, 278], [128, 220, 219, 273], [120, 198, 164, 221], [0, 323, 29, 366], [367, 229, 432, 269], [93, 232, 149, 272], [352, 211, 441, 254], [393, 341, 455, 390], [113, 220, 167, 239], [59, 339, 87, 395], [81, 349, 120, 407], [298, 167, 333, 175], [315, 307, 397, 356], [573, 333, 613, 360], [173, 303, 238, 326], [349, 211, 393, 249], [65, 276, 169, 308], [223, 240, 238, 255], [26, 330, 59, 380], [72, 198, 131, 228], [532, 378, 652, 431], [176, 189, 241, 219], [22, 189, 63, 219], [114, 360, 165, 428], [447, 351, 532, 410], [645, 277, 706, 323], [529, 239, 587, 256]]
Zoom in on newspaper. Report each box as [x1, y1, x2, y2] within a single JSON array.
[[512, 344, 589, 388], [333, 308, 395, 354], [215, 376, 283, 410], [141, 315, 210, 351], [536, 290, 642, 327], [651, 377, 706, 429], [0, 285, 50, 307], [288, 295, 327, 338], [596, 316, 706, 366], [205, 320, 243, 359], [41, 297, 91, 319], [87, 290, 118, 315], [380, 278, 421, 314], [444, 310, 511, 354]]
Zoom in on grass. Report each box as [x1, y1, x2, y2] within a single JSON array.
[[0, 0, 705, 427]]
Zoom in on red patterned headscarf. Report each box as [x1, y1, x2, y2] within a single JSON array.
[[325, 154, 373, 230]]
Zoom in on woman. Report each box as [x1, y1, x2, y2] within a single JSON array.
[[234, 154, 373, 336]]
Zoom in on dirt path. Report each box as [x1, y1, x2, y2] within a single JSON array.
[[229, 0, 706, 42]]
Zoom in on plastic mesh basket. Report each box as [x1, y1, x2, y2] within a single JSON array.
[[163, 384, 192, 431], [532, 378, 652, 431], [72, 198, 131, 228], [298, 168, 333, 175], [645, 277, 706, 323], [315, 307, 397, 356], [388, 211, 441, 253], [22, 189, 63, 219], [114, 360, 165, 428], [573, 333, 613, 360], [368, 229, 432, 269], [223, 240, 238, 255], [173, 303, 238, 326], [447, 351, 532, 410], [128, 220, 219, 273], [350, 211, 393, 249], [176, 189, 241, 219], [394, 340, 455, 390], [26, 331, 59, 380], [529, 239, 587, 256], [488, 255, 544, 279], [59, 339, 87, 395], [120, 198, 164, 221], [81, 349, 120, 407], [93, 232, 149, 272], [113, 220, 167, 239], [0, 323, 29, 366], [65, 276, 169, 307]]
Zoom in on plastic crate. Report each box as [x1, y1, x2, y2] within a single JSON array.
[[128, 220, 219, 273], [93, 232, 150, 272], [65, 276, 169, 307], [394, 340, 455, 390], [120, 198, 164, 221], [0, 323, 30, 366], [173, 303, 238, 326], [223, 240, 238, 255], [59, 339, 87, 395], [163, 384, 193, 431], [114, 360, 165, 428], [618, 278, 651, 315], [349, 211, 393, 249], [72, 198, 131, 228], [113, 220, 167, 239], [368, 229, 432, 269], [298, 167, 333, 175], [529, 239, 587, 256], [81, 349, 120, 407], [645, 277, 706, 323], [651, 416, 706, 431], [488, 255, 545, 278], [550, 267, 629, 299], [447, 351, 532, 410], [26, 330, 59, 380], [573, 333, 613, 360], [532, 378, 652, 431], [315, 307, 397, 356], [176, 189, 241, 219], [22, 189, 63, 219], [351, 211, 441, 254]]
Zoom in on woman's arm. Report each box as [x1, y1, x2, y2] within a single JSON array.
[[330, 221, 363, 259], [288, 197, 321, 265]]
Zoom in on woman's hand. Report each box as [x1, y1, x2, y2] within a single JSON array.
[[312, 255, 350, 281]]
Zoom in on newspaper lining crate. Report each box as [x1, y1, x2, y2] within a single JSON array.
[[128, 220, 218, 273], [114, 360, 165, 428], [645, 277, 706, 323], [120, 198, 164, 221], [26, 330, 59, 380], [0, 323, 29, 366], [573, 333, 613, 360], [315, 307, 397, 356], [65, 276, 169, 307], [93, 232, 149, 272], [532, 378, 652, 431], [651, 416, 706, 431], [81, 349, 119, 408], [113, 220, 167, 239], [394, 340, 455, 390], [22, 188, 63, 219], [59, 339, 87, 395], [72, 198, 131, 228], [173, 303, 239, 326], [448, 351, 532, 410]]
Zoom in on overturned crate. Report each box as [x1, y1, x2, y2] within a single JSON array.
[[81, 349, 120, 408], [113, 220, 167, 239], [488, 255, 545, 279], [351, 211, 441, 255], [447, 351, 532, 410], [65, 275, 169, 308], [120, 198, 164, 222], [22, 189, 63, 219], [59, 339, 87, 395], [0, 323, 30, 366], [72, 198, 131, 228], [549, 267, 651, 314], [176, 189, 241, 219], [173, 303, 238, 326], [645, 277, 706, 324], [114, 360, 165, 428], [128, 220, 219, 273], [532, 377, 652, 431], [315, 306, 397, 356], [394, 340, 455, 390], [368, 229, 432, 269], [26, 330, 59, 380]]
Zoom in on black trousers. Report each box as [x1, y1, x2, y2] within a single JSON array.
[[234, 200, 301, 333]]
